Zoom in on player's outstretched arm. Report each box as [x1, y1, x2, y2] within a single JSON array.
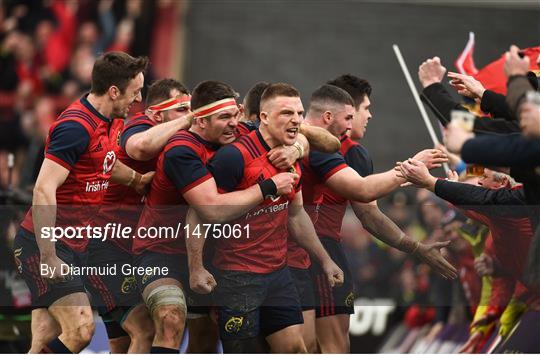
[[288, 192, 344, 287], [350, 200, 457, 279], [326, 167, 403, 203], [185, 208, 217, 294], [125, 112, 194, 161], [326, 148, 447, 203]]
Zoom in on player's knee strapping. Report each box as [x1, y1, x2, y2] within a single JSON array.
[[145, 285, 187, 315]]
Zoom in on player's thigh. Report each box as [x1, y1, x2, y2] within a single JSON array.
[[13, 229, 87, 309], [86, 241, 141, 319], [312, 238, 355, 318], [213, 269, 265, 341], [265, 324, 306, 353]]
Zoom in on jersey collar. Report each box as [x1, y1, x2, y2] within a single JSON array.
[[255, 129, 271, 152], [80, 94, 112, 123]]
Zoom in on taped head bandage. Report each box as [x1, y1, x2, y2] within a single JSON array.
[[192, 97, 238, 119], [147, 94, 191, 114]]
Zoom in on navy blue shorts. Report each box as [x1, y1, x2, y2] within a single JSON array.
[[213, 266, 303, 340], [289, 266, 316, 311], [85, 239, 142, 322], [312, 237, 355, 318], [134, 250, 212, 315], [12, 228, 87, 307]]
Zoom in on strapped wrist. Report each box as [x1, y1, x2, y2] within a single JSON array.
[[128, 170, 141, 187], [258, 178, 277, 199], [293, 141, 304, 159]]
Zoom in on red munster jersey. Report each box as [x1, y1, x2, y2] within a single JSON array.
[[20, 95, 121, 252], [287, 135, 373, 269], [208, 129, 302, 274], [134, 130, 219, 255], [96, 112, 158, 253]]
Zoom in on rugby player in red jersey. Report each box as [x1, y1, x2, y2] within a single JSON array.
[[292, 82, 457, 353], [134, 80, 299, 353], [241, 81, 341, 158], [201, 83, 343, 353], [85, 79, 193, 353], [12, 52, 152, 353]]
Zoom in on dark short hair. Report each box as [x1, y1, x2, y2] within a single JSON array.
[[260, 83, 300, 110], [327, 74, 372, 109], [191, 80, 237, 111], [244, 81, 270, 118], [309, 84, 355, 111], [90, 51, 149, 95], [145, 79, 189, 107]]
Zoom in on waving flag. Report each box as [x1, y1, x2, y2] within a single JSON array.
[[455, 33, 540, 95], [455, 32, 479, 76]]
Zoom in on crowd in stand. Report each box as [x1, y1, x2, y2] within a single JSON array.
[[0, 0, 155, 191]]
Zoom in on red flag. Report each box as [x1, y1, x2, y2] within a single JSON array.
[[455, 33, 540, 95], [455, 32, 479, 76], [474, 47, 540, 95]]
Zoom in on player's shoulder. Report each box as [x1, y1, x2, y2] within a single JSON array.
[[166, 130, 203, 150], [124, 112, 156, 130], [57, 96, 111, 135], [308, 148, 344, 163], [57, 100, 99, 132], [341, 138, 373, 176], [214, 141, 243, 161]]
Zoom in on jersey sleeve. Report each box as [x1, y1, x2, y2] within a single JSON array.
[[207, 144, 245, 192], [344, 144, 373, 177], [120, 123, 153, 151], [45, 120, 90, 170], [163, 146, 213, 194], [308, 150, 348, 181]]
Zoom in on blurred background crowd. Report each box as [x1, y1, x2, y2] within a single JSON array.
[[0, 0, 538, 353]]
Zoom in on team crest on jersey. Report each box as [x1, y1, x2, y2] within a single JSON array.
[[103, 151, 117, 174], [345, 291, 355, 307], [224, 316, 243, 333], [141, 271, 153, 285], [13, 248, 23, 273], [121, 276, 137, 294]]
